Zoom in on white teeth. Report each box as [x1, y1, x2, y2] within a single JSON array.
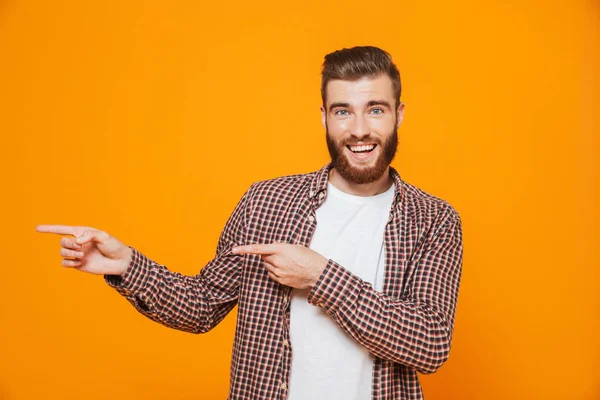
[[350, 144, 375, 152]]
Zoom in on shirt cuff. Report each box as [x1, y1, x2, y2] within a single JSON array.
[[104, 246, 152, 297], [307, 258, 362, 313]]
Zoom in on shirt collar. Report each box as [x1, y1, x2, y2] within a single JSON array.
[[309, 163, 405, 208]]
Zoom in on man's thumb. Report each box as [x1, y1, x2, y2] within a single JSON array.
[[76, 229, 108, 245]]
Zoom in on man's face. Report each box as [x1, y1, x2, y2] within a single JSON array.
[[322, 74, 404, 185]]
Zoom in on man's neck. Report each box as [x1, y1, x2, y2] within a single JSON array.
[[328, 167, 394, 197]]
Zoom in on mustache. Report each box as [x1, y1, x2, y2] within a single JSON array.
[[339, 137, 382, 146]]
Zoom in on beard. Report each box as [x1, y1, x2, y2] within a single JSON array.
[[326, 122, 398, 185]]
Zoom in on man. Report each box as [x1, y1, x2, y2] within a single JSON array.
[[37, 46, 463, 400]]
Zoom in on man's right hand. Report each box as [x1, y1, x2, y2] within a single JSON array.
[[36, 225, 133, 276]]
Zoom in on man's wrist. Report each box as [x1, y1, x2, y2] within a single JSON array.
[[309, 256, 329, 288], [118, 246, 134, 276], [105, 246, 150, 294]]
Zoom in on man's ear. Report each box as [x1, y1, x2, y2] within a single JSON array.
[[397, 102, 406, 125], [320, 105, 326, 128]]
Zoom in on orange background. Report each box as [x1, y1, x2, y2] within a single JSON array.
[[1, 1, 598, 399]]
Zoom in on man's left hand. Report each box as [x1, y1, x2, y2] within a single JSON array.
[[232, 243, 328, 289]]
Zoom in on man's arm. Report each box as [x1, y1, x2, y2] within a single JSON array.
[[307, 205, 463, 374], [231, 203, 463, 373], [103, 185, 254, 334]]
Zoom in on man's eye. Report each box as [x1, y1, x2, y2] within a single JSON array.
[[335, 110, 350, 116], [369, 108, 384, 115]]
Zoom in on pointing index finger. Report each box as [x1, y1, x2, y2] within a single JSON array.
[[36, 225, 84, 236], [232, 243, 278, 255]]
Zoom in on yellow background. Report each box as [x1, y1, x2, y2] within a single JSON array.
[[1, 0, 598, 399]]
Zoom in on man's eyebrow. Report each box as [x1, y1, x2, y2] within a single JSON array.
[[328, 100, 392, 112], [367, 100, 392, 108], [328, 102, 350, 111]]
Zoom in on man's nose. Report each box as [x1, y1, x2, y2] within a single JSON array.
[[349, 115, 370, 139]]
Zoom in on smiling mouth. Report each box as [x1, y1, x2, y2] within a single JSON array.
[[346, 144, 377, 154]]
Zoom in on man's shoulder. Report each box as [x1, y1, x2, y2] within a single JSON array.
[[247, 170, 317, 199], [401, 180, 461, 224]]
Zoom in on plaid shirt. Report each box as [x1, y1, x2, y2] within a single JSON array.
[[105, 163, 463, 400]]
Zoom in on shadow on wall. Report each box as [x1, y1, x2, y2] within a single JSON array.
[[1, 383, 10, 400], [0, 0, 16, 20]]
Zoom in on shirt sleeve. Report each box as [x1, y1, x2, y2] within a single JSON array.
[[103, 184, 254, 334], [307, 204, 463, 374]]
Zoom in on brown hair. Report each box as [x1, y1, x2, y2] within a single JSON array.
[[321, 46, 401, 108]]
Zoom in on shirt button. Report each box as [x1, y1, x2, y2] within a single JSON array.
[[309, 190, 314, 197], [308, 215, 315, 222], [319, 191, 325, 199], [281, 383, 288, 390], [283, 339, 289, 347], [316, 301, 324, 307]]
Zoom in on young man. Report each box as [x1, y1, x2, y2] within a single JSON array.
[[37, 46, 463, 400]]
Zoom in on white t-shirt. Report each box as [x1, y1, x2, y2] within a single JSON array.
[[287, 181, 395, 400]]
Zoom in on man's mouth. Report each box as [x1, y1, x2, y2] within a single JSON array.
[[346, 144, 377, 154]]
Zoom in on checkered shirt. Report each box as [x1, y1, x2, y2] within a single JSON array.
[[105, 163, 464, 400]]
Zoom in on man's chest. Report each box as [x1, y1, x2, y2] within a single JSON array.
[[309, 200, 389, 291], [242, 195, 415, 300]]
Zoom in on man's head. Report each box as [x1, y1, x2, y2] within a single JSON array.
[[321, 46, 404, 185]]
